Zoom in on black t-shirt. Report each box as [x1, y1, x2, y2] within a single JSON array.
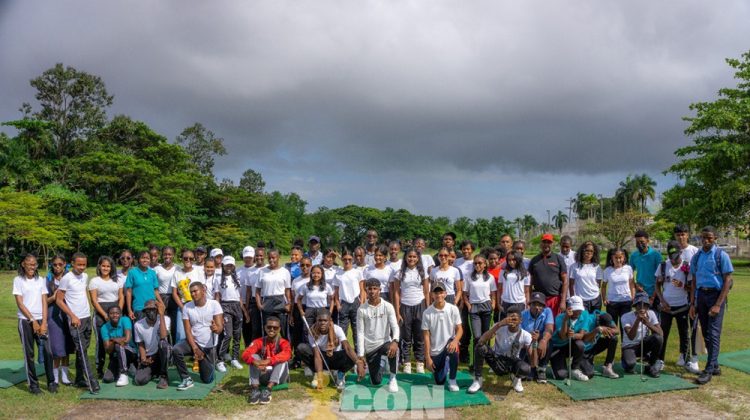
[[528, 253, 567, 297]]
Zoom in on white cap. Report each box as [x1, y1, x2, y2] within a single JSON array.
[[222, 256, 236, 266], [210, 248, 223, 258], [242, 246, 255, 258], [567, 295, 585, 311]]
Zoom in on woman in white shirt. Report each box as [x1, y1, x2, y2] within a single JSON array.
[[497, 251, 529, 318], [569, 242, 603, 312], [464, 255, 497, 366], [602, 248, 635, 331], [364, 245, 394, 302], [214, 256, 246, 372], [393, 249, 429, 374], [88, 256, 123, 378], [297, 265, 334, 329], [429, 247, 463, 305]]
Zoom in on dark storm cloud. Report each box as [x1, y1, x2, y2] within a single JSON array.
[[1, 1, 749, 218]]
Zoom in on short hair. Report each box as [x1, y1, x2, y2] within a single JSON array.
[[459, 239, 475, 250], [673, 224, 690, 234], [71, 252, 87, 263], [315, 309, 331, 320], [188, 281, 205, 290], [560, 235, 573, 244], [107, 305, 121, 314], [634, 229, 649, 239], [443, 232, 457, 241], [365, 278, 381, 289], [265, 316, 281, 325], [701, 226, 717, 235], [506, 306, 522, 316]]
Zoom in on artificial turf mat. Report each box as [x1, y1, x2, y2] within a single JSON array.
[[548, 364, 697, 401], [0, 360, 44, 388], [701, 349, 750, 375], [79, 369, 228, 400], [340, 371, 490, 412]]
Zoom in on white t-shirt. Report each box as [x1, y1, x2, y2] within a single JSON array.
[[298, 283, 333, 308], [292, 276, 310, 297], [203, 272, 220, 299], [323, 265, 343, 285], [454, 258, 474, 282], [389, 260, 403, 272], [258, 267, 291, 297], [170, 269, 204, 303], [59, 271, 91, 318], [559, 251, 576, 270], [134, 316, 171, 356], [309, 324, 347, 352], [569, 263, 603, 301], [88, 276, 124, 303], [493, 326, 532, 358], [394, 267, 426, 306], [421, 303, 461, 356], [236, 265, 253, 302], [429, 266, 462, 296], [654, 261, 689, 307], [154, 264, 176, 294], [464, 273, 498, 304], [243, 265, 265, 299], [116, 269, 128, 284], [334, 268, 364, 304], [602, 265, 634, 303], [182, 299, 223, 348], [356, 300, 400, 357], [420, 254, 435, 278], [500, 270, 529, 304], [681, 244, 699, 266], [364, 265, 394, 294], [622, 310, 660, 347], [213, 274, 243, 302], [13, 276, 47, 320]]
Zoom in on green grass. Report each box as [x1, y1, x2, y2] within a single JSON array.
[[1, 261, 749, 418]]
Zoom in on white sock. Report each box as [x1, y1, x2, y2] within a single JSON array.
[[53, 368, 59, 383], [61, 366, 70, 383]]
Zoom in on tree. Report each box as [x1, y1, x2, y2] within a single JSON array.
[[23, 63, 113, 159], [552, 210, 568, 234], [175, 123, 226, 177], [632, 174, 657, 213], [581, 211, 649, 249], [240, 168, 266, 194], [662, 50, 750, 230], [615, 175, 636, 212]]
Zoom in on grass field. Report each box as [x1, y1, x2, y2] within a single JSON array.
[[0, 261, 748, 419]]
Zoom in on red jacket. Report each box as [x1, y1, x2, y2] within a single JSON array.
[[242, 337, 292, 366]]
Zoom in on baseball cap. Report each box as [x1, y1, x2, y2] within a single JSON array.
[[530, 292, 546, 305], [633, 291, 651, 307], [667, 240, 681, 260], [210, 248, 223, 258], [541, 233, 554, 242], [567, 295, 584, 311], [143, 299, 157, 310], [242, 246, 255, 258], [308, 235, 320, 243], [222, 256, 236, 266], [195, 246, 207, 254], [432, 282, 447, 292]]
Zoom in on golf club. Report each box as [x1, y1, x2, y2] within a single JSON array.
[[75, 324, 95, 393], [566, 320, 572, 387], [640, 318, 647, 382], [300, 315, 338, 386]]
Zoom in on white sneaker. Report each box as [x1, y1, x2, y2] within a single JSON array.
[[388, 377, 398, 393], [571, 369, 589, 382], [447, 379, 459, 392], [311, 377, 318, 388], [686, 356, 701, 374], [116, 373, 129, 387], [467, 377, 483, 394], [602, 363, 620, 379], [216, 361, 227, 373], [511, 375, 524, 393], [676, 354, 686, 367], [654, 360, 665, 372], [304, 367, 313, 377], [415, 362, 425, 374], [231, 359, 242, 369], [402, 363, 412, 374]]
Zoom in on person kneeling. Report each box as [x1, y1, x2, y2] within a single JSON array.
[[100, 306, 136, 387], [549, 296, 591, 382], [297, 309, 357, 390], [133, 299, 171, 388], [422, 282, 463, 392], [580, 312, 620, 379], [243, 316, 291, 405], [469, 306, 531, 394], [621, 292, 664, 378], [355, 279, 400, 393]]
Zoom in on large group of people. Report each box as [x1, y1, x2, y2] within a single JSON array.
[[12, 224, 734, 403]]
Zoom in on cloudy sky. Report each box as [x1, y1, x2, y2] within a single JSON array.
[[1, 1, 748, 222]]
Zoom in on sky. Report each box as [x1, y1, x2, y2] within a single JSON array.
[[1, 1, 749, 222]]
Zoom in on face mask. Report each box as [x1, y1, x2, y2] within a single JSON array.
[[636, 243, 647, 252], [145, 310, 157, 322]]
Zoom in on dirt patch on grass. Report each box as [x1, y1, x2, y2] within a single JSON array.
[[64, 401, 213, 419]]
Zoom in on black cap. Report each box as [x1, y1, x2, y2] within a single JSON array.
[[195, 246, 207, 253], [432, 282, 447, 292], [530, 292, 546, 305], [667, 240, 681, 260]]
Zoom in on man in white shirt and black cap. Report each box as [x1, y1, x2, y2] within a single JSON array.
[[306, 236, 323, 266]]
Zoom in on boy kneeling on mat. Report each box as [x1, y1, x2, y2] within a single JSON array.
[[133, 299, 171, 388], [242, 316, 291, 405], [100, 306, 136, 387], [422, 282, 463, 392], [296, 309, 358, 390], [469, 306, 531, 394], [355, 278, 400, 393], [621, 291, 663, 378], [549, 296, 592, 382]]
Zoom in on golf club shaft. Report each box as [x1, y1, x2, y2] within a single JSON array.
[[301, 315, 337, 384]]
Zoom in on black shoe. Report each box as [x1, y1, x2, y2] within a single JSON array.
[[30, 387, 42, 395], [102, 370, 115, 383], [536, 368, 547, 384], [90, 384, 100, 394], [75, 380, 89, 388], [647, 366, 660, 378], [48, 382, 59, 394], [695, 370, 712, 385], [249, 388, 261, 405], [712, 367, 722, 376], [260, 388, 272, 404]]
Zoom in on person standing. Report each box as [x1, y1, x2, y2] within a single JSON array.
[[88, 256, 124, 379], [393, 248, 429, 373], [255, 249, 292, 338], [558, 235, 576, 269], [690, 226, 734, 385], [170, 249, 204, 344], [214, 256, 247, 372], [629, 230, 663, 308], [568, 241, 603, 312], [306, 236, 323, 266], [45, 255, 73, 386], [433, 232, 457, 266], [333, 250, 365, 352], [529, 234, 569, 316], [125, 251, 162, 322], [364, 229, 379, 267]]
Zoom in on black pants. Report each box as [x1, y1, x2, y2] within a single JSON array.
[[290, 304, 305, 363], [583, 296, 602, 312], [697, 288, 725, 373], [622, 334, 664, 372], [659, 305, 694, 361], [475, 344, 530, 378], [262, 295, 289, 339], [550, 339, 585, 379], [18, 319, 54, 390], [400, 301, 426, 363], [69, 317, 99, 388], [365, 342, 398, 385], [219, 301, 243, 361], [94, 302, 119, 375], [606, 300, 632, 333], [134, 339, 171, 385], [338, 300, 360, 353], [431, 346, 459, 384], [173, 340, 216, 383], [459, 304, 471, 362], [581, 336, 618, 377], [107, 344, 136, 377], [248, 304, 262, 345], [296, 343, 355, 372]]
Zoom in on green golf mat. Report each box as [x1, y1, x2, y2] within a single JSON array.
[[340, 371, 490, 412], [700, 349, 750, 374], [549, 364, 697, 401], [0, 360, 44, 389], [79, 370, 289, 400]]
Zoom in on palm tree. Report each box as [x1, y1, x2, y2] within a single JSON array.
[[615, 175, 636, 212], [552, 210, 568, 234], [632, 173, 657, 213]]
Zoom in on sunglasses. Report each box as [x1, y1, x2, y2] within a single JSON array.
[[265, 325, 280, 330], [182, 257, 194, 261], [120, 256, 132, 260]]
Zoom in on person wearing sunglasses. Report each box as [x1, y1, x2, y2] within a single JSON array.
[[243, 316, 291, 405], [170, 249, 204, 343]]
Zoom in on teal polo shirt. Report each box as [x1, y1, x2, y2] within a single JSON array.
[[100, 316, 135, 350], [124, 267, 158, 311], [629, 247, 662, 297]]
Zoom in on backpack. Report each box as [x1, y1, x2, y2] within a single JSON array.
[[690, 247, 731, 289]]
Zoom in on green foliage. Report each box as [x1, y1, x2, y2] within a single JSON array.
[[240, 168, 266, 194], [581, 210, 649, 249], [175, 122, 227, 177]]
